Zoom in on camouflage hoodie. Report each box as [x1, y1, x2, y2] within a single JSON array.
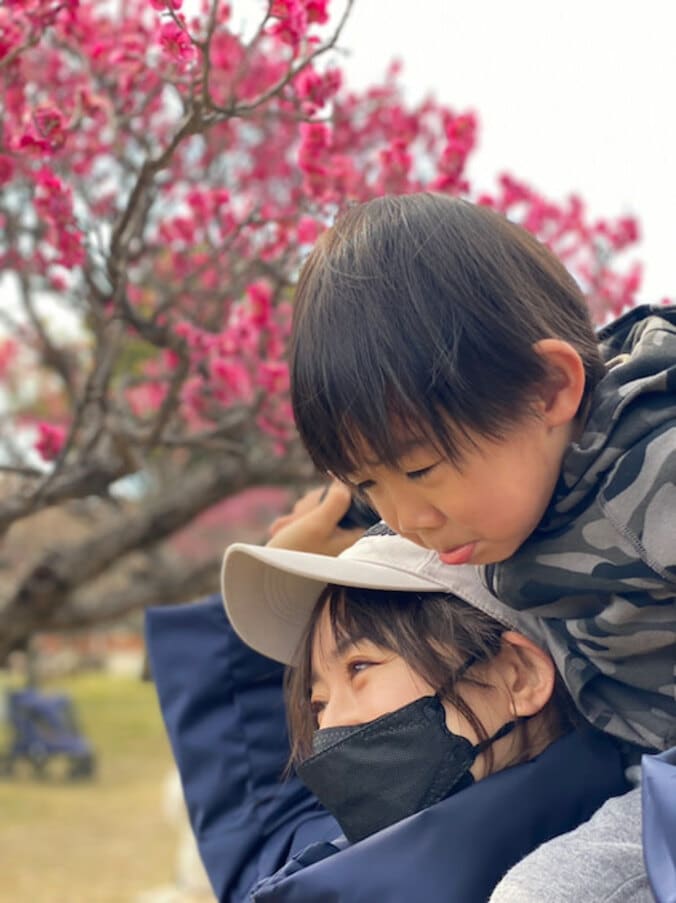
[[487, 305, 676, 751]]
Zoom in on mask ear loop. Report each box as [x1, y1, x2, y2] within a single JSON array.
[[453, 652, 528, 754], [436, 654, 478, 704], [472, 716, 528, 755], [453, 654, 478, 680]]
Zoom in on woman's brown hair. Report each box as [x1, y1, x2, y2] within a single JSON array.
[[284, 584, 577, 766]]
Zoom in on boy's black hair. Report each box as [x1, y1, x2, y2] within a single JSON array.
[[290, 193, 605, 475]]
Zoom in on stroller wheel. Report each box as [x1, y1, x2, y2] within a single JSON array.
[[68, 752, 96, 780], [28, 745, 48, 778]]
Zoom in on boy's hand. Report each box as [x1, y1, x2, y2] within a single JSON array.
[[267, 481, 365, 556]]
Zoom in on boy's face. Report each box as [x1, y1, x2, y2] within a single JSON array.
[[346, 415, 573, 566]]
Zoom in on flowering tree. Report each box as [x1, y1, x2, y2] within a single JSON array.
[[0, 0, 643, 660]]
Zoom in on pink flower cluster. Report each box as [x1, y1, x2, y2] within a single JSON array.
[[0, 0, 647, 466], [158, 20, 196, 71], [35, 422, 67, 461], [432, 112, 477, 193], [270, 0, 330, 49], [0, 339, 17, 378], [33, 167, 85, 269], [20, 105, 69, 154], [150, 278, 293, 444], [481, 175, 643, 318], [293, 64, 341, 114]]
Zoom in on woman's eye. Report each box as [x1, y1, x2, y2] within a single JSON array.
[[348, 659, 375, 677]]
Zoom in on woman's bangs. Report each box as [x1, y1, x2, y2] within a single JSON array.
[[327, 589, 403, 652]]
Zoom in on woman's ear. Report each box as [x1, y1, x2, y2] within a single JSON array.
[[532, 338, 586, 428], [498, 631, 556, 718]]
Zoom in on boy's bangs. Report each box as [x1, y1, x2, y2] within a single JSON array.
[[293, 356, 474, 479], [333, 408, 454, 479]]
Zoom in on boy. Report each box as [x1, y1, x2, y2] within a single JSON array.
[[290, 192, 676, 754], [287, 193, 675, 899]]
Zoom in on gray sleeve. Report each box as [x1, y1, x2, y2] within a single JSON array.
[[601, 425, 676, 583], [489, 789, 652, 903]]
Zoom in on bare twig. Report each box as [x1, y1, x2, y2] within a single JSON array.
[[203, 0, 354, 117]]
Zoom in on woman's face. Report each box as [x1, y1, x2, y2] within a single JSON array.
[[309, 603, 516, 779]]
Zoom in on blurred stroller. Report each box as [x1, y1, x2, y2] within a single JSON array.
[[0, 689, 96, 779]]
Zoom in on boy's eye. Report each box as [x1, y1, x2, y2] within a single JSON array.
[[405, 462, 440, 481]]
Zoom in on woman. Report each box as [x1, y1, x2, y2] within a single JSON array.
[[148, 528, 629, 902]]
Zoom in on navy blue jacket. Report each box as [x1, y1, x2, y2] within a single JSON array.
[[146, 595, 637, 902]]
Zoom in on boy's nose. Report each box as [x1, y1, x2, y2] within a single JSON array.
[[386, 493, 445, 536]]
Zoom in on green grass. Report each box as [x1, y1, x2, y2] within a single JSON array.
[[0, 671, 182, 903]]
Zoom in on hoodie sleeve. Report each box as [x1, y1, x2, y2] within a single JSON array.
[[145, 595, 339, 903], [600, 421, 676, 582], [491, 309, 676, 752], [492, 427, 676, 752]]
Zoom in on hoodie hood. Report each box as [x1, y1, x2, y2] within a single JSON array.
[[491, 305, 676, 751]]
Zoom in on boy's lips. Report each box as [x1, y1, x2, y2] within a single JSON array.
[[438, 542, 477, 565]]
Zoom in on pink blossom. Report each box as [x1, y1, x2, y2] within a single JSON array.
[[269, 0, 307, 48], [54, 225, 85, 269], [293, 65, 341, 111], [0, 155, 14, 184], [0, 338, 17, 377], [298, 121, 332, 195], [297, 216, 320, 244], [159, 21, 195, 64], [164, 348, 181, 370], [126, 382, 169, 417], [258, 361, 289, 393], [33, 105, 67, 148], [246, 281, 272, 326], [35, 422, 67, 462], [34, 167, 72, 219], [18, 106, 69, 156], [305, 0, 330, 24], [209, 358, 252, 399], [210, 30, 243, 73]]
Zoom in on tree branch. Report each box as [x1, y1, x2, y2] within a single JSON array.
[[0, 443, 313, 658], [46, 555, 223, 631]]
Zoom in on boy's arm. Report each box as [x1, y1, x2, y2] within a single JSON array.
[[145, 596, 339, 903], [493, 421, 676, 752], [600, 422, 676, 581]]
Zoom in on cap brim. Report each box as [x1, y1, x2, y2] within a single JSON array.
[[222, 543, 447, 665]]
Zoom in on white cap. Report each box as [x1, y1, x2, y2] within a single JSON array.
[[221, 528, 545, 665]]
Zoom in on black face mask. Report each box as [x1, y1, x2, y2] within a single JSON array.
[[296, 694, 519, 843]]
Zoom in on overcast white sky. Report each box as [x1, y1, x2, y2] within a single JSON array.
[[338, 0, 676, 301]]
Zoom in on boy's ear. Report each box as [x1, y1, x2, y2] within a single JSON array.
[[533, 338, 586, 427], [498, 631, 556, 718]]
